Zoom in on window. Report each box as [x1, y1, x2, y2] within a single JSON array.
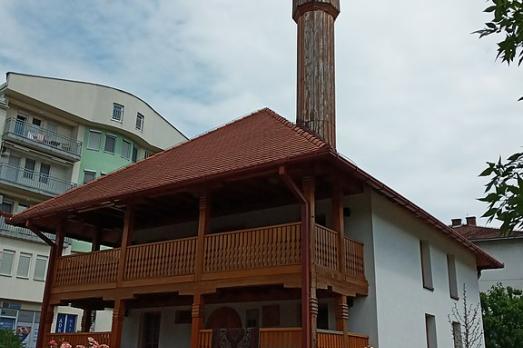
[[112, 103, 124, 122], [16, 253, 32, 278], [33, 255, 48, 281], [23, 159, 36, 179], [32, 118, 42, 127], [448, 255, 459, 300], [425, 314, 438, 348], [136, 113, 144, 130], [39, 163, 51, 184], [452, 321, 463, 348], [0, 198, 13, 214], [104, 135, 116, 153], [83, 170, 96, 184], [420, 241, 433, 290], [141, 312, 161, 348], [0, 250, 15, 276], [317, 303, 329, 330], [145, 151, 153, 159], [87, 130, 102, 150], [121, 140, 131, 160], [132, 146, 138, 163]]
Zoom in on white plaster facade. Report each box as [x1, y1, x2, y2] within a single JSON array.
[[474, 238, 523, 292]]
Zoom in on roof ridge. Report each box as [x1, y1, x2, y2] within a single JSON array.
[[262, 108, 330, 149]]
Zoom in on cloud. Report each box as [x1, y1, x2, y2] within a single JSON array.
[[0, 0, 521, 226]]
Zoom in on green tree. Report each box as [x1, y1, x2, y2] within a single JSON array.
[[480, 153, 523, 234], [481, 284, 523, 347], [475, 0, 523, 70], [0, 329, 23, 348]]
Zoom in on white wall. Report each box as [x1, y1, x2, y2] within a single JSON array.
[[363, 191, 485, 348], [475, 239, 523, 292], [7, 73, 186, 150]]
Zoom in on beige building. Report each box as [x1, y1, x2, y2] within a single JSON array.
[[0, 72, 186, 347]]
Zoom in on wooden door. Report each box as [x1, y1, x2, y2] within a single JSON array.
[[206, 307, 242, 329]]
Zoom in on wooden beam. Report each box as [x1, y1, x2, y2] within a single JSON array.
[[110, 299, 126, 348], [332, 181, 346, 274], [117, 205, 134, 285], [195, 193, 210, 281], [36, 221, 64, 348], [303, 177, 317, 348], [190, 292, 204, 348]]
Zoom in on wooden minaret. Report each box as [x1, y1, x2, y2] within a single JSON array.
[[293, 0, 340, 148]]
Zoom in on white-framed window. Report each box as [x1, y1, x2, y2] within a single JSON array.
[[425, 313, 438, 348], [39, 163, 51, 184], [0, 249, 15, 276], [420, 241, 433, 290], [144, 151, 153, 159], [136, 113, 144, 131], [87, 130, 102, 150], [112, 103, 124, 122], [104, 134, 117, 153], [121, 140, 132, 160], [447, 255, 459, 300], [452, 321, 463, 348], [83, 170, 96, 184], [23, 159, 36, 179], [16, 252, 32, 278], [33, 255, 48, 281]]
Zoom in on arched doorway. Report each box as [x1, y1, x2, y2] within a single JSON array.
[[206, 307, 242, 329]]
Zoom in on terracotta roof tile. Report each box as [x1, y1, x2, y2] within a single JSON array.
[[11, 108, 329, 221], [454, 225, 523, 241]]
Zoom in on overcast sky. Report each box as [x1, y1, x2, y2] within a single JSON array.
[[0, 0, 521, 226]]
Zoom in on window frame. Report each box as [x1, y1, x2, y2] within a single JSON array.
[[420, 241, 434, 291], [0, 249, 15, 276], [33, 254, 48, 282], [447, 254, 459, 300], [83, 170, 97, 184], [136, 113, 144, 131], [16, 252, 32, 279], [112, 103, 124, 122], [39, 163, 51, 184], [121, 139, 132, 160], [87, 130, 102, 151], [23, 158, 36, 180], [104, 134, 117, 154], [425, 313, 438, 348], [452, 321, 463, 348]]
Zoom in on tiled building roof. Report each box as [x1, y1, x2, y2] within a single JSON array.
[[9, 108, 502, 270], [454, 224, 523, 241]]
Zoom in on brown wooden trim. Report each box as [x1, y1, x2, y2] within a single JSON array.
[[110, 299, 126, 348], [195, 193, 209, 281], [332, 183, 346, 274], [190, 293, 204, 348], [117, 205, 134, 286], [36, 222, 64, 348], [303, 177, 315, 348]]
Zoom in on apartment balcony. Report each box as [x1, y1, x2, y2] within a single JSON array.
[[51, 223, 367, 296], [0, 163, 76, 196], [0, 216, 71, 244], [3, 118, 82, 161]]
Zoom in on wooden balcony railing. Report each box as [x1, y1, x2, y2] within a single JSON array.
[[51, 222, 365, 292], [204, 223, 301, 273], [199, 328, 302, 348], [200, 329, 367, 348], [54, 249, 120, 288], [344, 238, 365, 281], [46, 332, 111, 346], [124, 237, 197, 281], [317, 330, 369, 348]]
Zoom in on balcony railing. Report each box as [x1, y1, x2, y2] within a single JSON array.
[[0, 163, 75, 196], [3, 118, 82, 160], [51, 223, 365, 293], [46, 332, 111, 346]]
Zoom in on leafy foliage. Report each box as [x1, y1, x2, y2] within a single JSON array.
[[479, 152, 523, 234], [0, 329, 23, 348], [475, 0, 523, 100], [481, 284, 523, 348], [449, 284, 483, 348]]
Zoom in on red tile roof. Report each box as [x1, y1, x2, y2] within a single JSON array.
[[9, 107, 502, 270], [454, 224, 523, 241], [11, 108, 330, 221]]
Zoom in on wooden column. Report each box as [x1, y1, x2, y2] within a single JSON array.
[[36, 221, 64, 348], [82, 232, 101, 333], [332, 183, 346, 274], [195, 193, 210, 279], [302, 177, 316, 348], [190, 293, 204, 348], [110, 299, 126, 348], [336, 295, 349, 345], [117, 205, 134, 285]]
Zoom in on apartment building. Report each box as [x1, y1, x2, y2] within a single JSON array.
[[0, 72, 186, 347]]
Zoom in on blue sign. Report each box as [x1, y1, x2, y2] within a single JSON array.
[[0, 317, 15, 330], [56, 314, 77, 333]]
